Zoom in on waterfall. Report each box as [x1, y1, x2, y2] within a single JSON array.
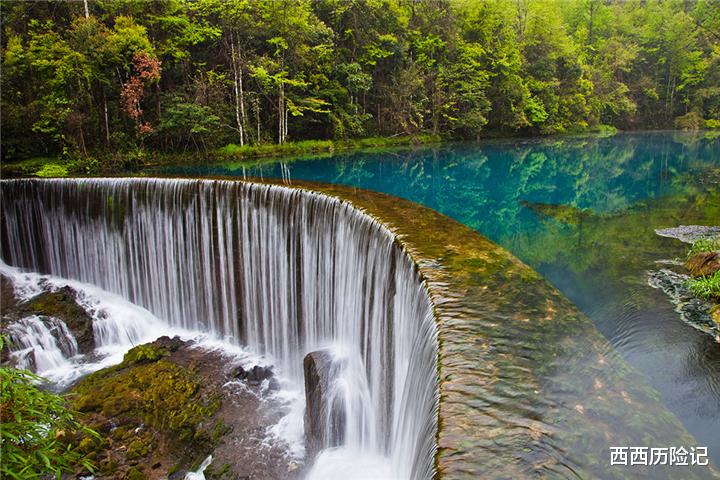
[[0, 178, 439, 480]]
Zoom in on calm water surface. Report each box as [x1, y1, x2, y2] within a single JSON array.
[[158, 131, 720, 464]]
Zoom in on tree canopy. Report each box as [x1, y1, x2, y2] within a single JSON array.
[[1, 0, 718, 163]]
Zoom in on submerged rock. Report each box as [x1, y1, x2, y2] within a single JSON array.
[[303, 350, 346, 461], [648, 269, 720, 340], [519, 200, 594, 225], [686, 251, 720, 277], [655, 225, 720, 244]]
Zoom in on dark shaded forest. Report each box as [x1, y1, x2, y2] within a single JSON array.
[[1, 0, 719, 166]]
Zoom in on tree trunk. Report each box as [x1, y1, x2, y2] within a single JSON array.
[[230, 34, 245, 146], [255, 96, 261, 143], [83, 0, 89, 18], [237, 39, 247, 134], [103, 90, 110, 145], [278, 82, 285, 144]]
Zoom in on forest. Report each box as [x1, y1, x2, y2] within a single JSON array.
[[1, 0, 719, 169]]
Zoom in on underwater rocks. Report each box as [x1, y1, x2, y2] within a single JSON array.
[[69, 336, 300, 480], [519, 200, 594, 225], [655, 225, 720, 244], [648, 269, 720, 341]]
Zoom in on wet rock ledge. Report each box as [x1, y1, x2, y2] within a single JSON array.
[[67, 336, 301, 480]]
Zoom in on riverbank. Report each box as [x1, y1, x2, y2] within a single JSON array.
[[0, 134, 442, 178]]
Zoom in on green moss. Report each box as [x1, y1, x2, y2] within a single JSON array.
[[126, 437, 152, 460], [205, 462, 231, 479], [35, 163, 69, 178], [99, 458, 118, 475], [70, 342, 222, 472], [122, 343, 169, 364], [125, 466, 147, 480], [73, 358, 219, 441]]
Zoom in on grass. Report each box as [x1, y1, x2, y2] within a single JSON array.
[[214, 134, 442, 161], [687, 237, 720, 258], [688, 271, 720, 300]]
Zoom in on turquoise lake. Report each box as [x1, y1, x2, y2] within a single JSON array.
[[157, 131, 720, 463]]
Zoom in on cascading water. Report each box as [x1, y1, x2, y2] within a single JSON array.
[[0, 261, 183, 385], [0, 178, 439, 480], [5, 315, 78, 373]]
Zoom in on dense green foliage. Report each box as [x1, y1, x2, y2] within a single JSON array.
[[1, 0, 719, 167], [0, 338, 95, 479]]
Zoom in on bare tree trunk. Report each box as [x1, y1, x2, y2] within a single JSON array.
[[255, 96, 261, 143], [83, 0, 89, 18], [278, 81, 284, 144], [284, 96, 289, 142], [230, 34, 245, 146], [237, 40, 247, 134], [103, 90, 110, 145]]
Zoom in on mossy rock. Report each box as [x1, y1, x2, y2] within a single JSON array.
[[17, 286, 95, 353], [70, 338, 224, 474], [711, 305, 720, 328], [125, 466, 147, 480], [123, 343, 169, 364], [126, 435, 153, 460]]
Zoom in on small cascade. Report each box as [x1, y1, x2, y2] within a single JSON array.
[[0, 178, 439, 480], [5, 315, 78, 374], [0, 261, 184, 384]]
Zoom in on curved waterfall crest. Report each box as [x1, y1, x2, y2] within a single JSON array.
[[0, 177, 439, 480]]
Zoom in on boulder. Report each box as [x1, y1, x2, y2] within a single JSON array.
[[153, 335, 184, 353], [303, 350, 346, 461], [20, 287, 95, 354], [228, 363, 274, 386], [686, 251, 720, 277]]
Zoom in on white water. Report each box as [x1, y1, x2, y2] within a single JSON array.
[[1, 178, 439, 479], [1, 261, 183, 384], [6, 315, 78, 374], [184, 455, 213, 480]]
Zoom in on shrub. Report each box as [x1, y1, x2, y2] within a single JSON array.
[[0, 337, 96, 479]]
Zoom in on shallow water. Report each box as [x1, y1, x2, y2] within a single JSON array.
[[159, 131, 720, 464]]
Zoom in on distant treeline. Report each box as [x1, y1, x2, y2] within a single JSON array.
[[1, 0, 719, 163]]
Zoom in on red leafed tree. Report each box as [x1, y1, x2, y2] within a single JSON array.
[[120, 53, 161, 132]]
